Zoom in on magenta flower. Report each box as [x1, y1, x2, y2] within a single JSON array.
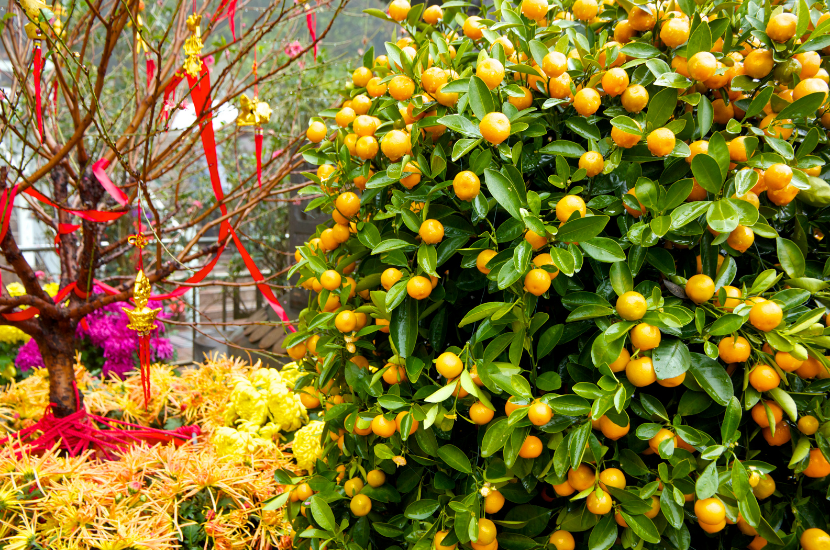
[[16, 290, 174, 377]]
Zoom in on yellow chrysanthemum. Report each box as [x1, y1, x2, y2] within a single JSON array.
[[292, 420, 324, 472]]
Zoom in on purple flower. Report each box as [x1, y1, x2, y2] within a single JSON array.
[[15, 290, 174, 377]]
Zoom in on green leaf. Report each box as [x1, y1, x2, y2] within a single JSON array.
[[390, 298, 418, 358], [425, 382, 458, 403], [566, 117, 602, 141], [652, 339, 691, 379], [556, 216, 610, 242], [610, 116, 643, 135], [481, 418, 511, 457], [609, 261, 633, 296], [708, 314, 745, 336], [404, 499, 441, 520], [452, 138, 483, 161], [468, 76, 495, 119], [620, 512, 660, 543], [568, 422, 592, 467], [660, 489, 684, 529], [459, 302, 508, 327], [691, 154, 723, 193], [646, 88, 678, 130], [768, 387, 798, 421], [538, 325, 564, 359], [310, 495, 337, 532], [777, 237, 805, 278], [417, 243, 439, 277], [695, 461, 719, 500], [776, 91, 825, 121], [743, 86, 774, 121], [697, 95, 713, 139], [721, 396, 741, 443], [437, 115, 483, 138], [438, 445, 473, 473], [485, 169, 526, 220], [686, 20, 712, 59], [732, 459, 750, 500], [498, 258, 523, 289], [621, 42, 661, 58], [706, 199, 739, 234], [581, 238, 626, 262], [688, 353, 733, 406], [670, 201, 709, 229], [538, 140, 586, 158], [587, 515, 617, 550], [373, 239, 416, 255]]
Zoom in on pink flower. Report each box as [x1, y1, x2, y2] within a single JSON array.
[[271, 148, 285, 159], [204, 55, 215, 67], [284, 40, 304, 58]]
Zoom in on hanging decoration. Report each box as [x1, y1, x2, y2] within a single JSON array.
[[25, 23, 44, 144], [122, 231, 160, 409], [236, 88, 271, 189]]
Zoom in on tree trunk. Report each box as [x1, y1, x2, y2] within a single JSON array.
[[36, 319, 80, 418]]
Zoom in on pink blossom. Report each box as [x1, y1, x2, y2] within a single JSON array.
[[284, 40, 304, 58], [271, 148, 285, 159], [204, 55, 215, 67]]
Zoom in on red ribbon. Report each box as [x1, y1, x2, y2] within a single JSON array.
[[24, 187, 126, 222], [160, 72, 184, 122], [255, 131, 263, 189], [146, 55, 156, 90], [306, 11, 318, 60], [91, 159, 129, 206], [150, 242, 227, 300], [212, 0, 238, 41], [54, 223, 80, 250], [33, 42, 43, 144], [186, 64, 293, 330]]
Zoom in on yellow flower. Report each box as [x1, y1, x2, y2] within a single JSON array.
[[5, 283, 25, 297], [292, 420, 324, 472], [280, 362, 303, 389]]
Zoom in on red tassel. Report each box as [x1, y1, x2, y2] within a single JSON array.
[[140, 334, 151, 408], [145, 54, 156, 90], [255, 130, 263, 189], [33, 41, 43, 144], [306, 11, 318, 60]]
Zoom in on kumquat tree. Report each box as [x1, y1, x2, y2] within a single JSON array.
[[284, 0, 830, 548]]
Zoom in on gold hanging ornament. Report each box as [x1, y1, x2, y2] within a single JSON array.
[[236, 94, 272, 127], [123, 233, 160, 407], [183, 14, 204, 78], [237, 93, 271, 189]]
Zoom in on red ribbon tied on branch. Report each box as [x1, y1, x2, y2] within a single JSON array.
[[33, 40, 43, 144]]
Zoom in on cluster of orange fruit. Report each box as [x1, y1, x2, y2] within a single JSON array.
[[285, 0, 830, 548]]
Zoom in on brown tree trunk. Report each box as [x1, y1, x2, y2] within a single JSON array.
[[36, 319, 80, 418]]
